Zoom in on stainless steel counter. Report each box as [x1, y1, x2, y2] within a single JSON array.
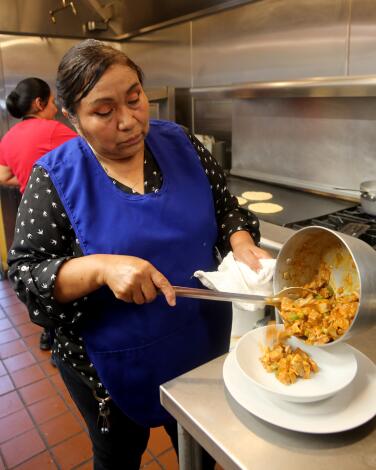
[[160, 221, 376, 470], [258, 220, 292, 254], [160, 328, 376, 470]]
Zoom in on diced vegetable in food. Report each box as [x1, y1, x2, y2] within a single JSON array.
[[279, 262, 359, 344], [260, 331, 319, 385]]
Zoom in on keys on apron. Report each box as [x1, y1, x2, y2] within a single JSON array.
[[93, 390, 111, 434]]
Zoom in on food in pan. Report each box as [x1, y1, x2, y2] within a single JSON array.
[[248, 202, 284, 214], [279, 262, 359, 344], [241, 191, 273, 201]]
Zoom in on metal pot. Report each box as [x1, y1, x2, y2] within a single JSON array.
[[274, 226, 376, 347], [360, 180, 376, 216]]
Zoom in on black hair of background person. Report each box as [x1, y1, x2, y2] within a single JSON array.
[[6, 77, 51, 119]]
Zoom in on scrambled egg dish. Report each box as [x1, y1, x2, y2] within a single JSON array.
[[279, 262, 359, 345], [260, 262, 359, 385], [260, 338, 319, 385]]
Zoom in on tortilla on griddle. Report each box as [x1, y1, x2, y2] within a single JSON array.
[[237, 196, 247, 205], [242, 191, 273, 201], [248, 202, 283, 214]]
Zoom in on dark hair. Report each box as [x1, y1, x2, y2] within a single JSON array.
[[6, 77, 51, 119], [57, 39, 144, 116]]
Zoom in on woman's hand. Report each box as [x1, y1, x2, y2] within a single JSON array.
[[101, 255, 176, 306], [54, 254, 176, 306], [230, 231, 272, 272]]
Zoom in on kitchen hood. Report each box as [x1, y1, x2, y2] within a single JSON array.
[[0, 0, 257, 41]]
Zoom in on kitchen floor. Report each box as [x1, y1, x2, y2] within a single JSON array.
[[0, 278, 190, 469]]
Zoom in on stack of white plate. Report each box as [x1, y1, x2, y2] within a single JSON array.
[[223, 325, 376, 433]]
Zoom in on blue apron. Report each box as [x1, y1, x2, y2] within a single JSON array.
[[38, 120, 231, 426]]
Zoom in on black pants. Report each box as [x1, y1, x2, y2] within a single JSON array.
[[55, 356, 215, 470]]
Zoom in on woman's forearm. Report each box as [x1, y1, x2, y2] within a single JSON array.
[[4, 176, 19, 186], [53, 253, 176, 307], [53, 254, 107, 303], [0, 165, 18, 186], [230, 230, 255, 250]]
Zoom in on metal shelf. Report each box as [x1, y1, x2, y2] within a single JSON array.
[[190, 75, 376, 99]]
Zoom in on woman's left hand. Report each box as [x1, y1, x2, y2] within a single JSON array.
[[230, 231, 272, 272]]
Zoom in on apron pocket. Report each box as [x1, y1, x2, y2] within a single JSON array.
[[87, 319, 229, 427]]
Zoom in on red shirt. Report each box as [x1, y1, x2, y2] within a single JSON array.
[[0, 143, 4, 165], [1, 118, 77, 193]]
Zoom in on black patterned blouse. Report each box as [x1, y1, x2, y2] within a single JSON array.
[[8, 133, 260, 393]]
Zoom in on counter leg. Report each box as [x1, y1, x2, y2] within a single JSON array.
[[177, 424, 203, 470]]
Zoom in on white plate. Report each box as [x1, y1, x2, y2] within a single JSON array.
[[235, 326, 358, 402], [223, 347, 376, 433]]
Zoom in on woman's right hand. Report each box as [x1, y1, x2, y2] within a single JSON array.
[[101, 255, 176, 307]]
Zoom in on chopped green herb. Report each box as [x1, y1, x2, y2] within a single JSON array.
[[289, 314, 300, 321], [327, 285, 335, 296]]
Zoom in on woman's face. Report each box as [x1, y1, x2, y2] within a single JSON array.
[[40, 94, 58, 120], [74, 63, 149, 161]]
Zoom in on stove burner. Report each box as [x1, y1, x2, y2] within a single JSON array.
[[285, 206, 376, 249], [340, 223, 370, 238]]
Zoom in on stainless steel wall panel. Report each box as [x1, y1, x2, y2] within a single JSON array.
[[193, 99, 232, 140], [190, 75, 376, 99], [192, 0, 350, 87], [0, 46, 8, 137], [349, 0, 376, 75], [0, 36, 77, 85], [231, 97, 376, 196], [122, 23, 191, 88]]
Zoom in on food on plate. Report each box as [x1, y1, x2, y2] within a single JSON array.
[[279, 262, 359, 344], [260, 325, 319, 385], [248, 202, 283, 214], [237, 196, 247, 205], [241, 191, 273, 201]]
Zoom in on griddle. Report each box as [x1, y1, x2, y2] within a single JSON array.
[[227, 176, 355, 226]]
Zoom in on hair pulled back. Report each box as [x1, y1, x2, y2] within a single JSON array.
[[6, 77, 51, 119], [57, 39, 144, 116]]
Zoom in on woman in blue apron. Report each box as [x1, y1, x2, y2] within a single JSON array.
[[8, 40, 271, 470]]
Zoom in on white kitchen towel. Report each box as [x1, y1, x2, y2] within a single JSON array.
[[194, 252, 276, 311], [194, 252, 276, 344]]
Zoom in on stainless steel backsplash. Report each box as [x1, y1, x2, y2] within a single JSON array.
[[231, 97, 376, 194]]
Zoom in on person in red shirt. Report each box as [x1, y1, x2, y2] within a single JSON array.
[[0, 77, 77, 193], [0, 143, 18, 187], [0, 77, 77, 351]]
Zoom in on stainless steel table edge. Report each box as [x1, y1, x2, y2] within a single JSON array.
[[160, 354, 245, 470]]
